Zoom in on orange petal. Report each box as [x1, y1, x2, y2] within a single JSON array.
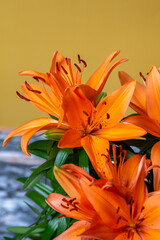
[[19, 70, 50, 84], [46, 193, 92, 221], [119, 71, 146, 115], [62, 87, 94, 130], [121, 154, 143, 189], [132, 155, 148, 219], [123, 115, 160, 137], [141, 193, 160, 229], [147, 66, 160, 121], [58, 129, 83, 148], [80, 177, 129, 226], [81, 222, 122, 240], [151, 141, 160, 191], [81, 135, 114, 179], [86, 50, 126, 94], [95, 81, 136, 128], [22, 83, 61, 117], [140, 229, 160, 240], [52, 220, 91, 240], [54, 165, 93, 210], [95, 123, 146, 141], [3, 117, 60, 156]]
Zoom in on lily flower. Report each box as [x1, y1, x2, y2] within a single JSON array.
[[119, 66, 160, 137], [3, 50, 126, 155], [119, 66, 160, 190], [46, 157, 160, 239], [58, 81, 146, 172]]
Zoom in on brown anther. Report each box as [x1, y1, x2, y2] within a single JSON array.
[[99, 123, 102, 129], [25, 82, 41, 94], [83, 110, 89, 116], [141, 206, 145, 212], [65, 58, 69, 65], [80, 59, 87, 67], [74, 63, 81, 72], [106, 113, 110, 119], [116, 216, 121, 224], [116, 206, 120, 214], [61, 65, 68, 75], [69, 197, 77, 204], [56, 62, 60, 71], [139, 72, 147, 82], [78, 54, 81, 64], [33, 76, 46, 83], [33, 76, 39, 82], [16, 91, 30, 102], [138, 217, 145, 223], [61, 203, 69, 209], [88, 117, 91, 125]]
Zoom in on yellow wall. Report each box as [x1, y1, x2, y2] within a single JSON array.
[[1, 0, 160, 127]]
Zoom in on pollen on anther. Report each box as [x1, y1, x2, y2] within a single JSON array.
[[61, 65, 68, 75], [106, 113, 110, 119], [16, 91, 30, 102]]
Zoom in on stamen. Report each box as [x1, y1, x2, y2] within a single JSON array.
[[33, 76, 46, 83], [25, 82, 41, 94], [61, 197, 78, 212], [139, 72, 147, 84], [78, 54, 81, 64], [127, 229, 132, 238], [61, 65, 68, 75], [56, 62, 60, 71], [16, 91, 30, 102], [61, 203, 69, 209], [74, 63, 81, 72], [65, 57, 69, 65], [99, 123, 102, 129], [80, 59, 87, 67]]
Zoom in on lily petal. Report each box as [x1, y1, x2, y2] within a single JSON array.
[[95, 81, 136, 128], [62, 87, 94, 130], [52, 220, 91, 240], [86, 50, 126, 95], [81, 135, 113, 179], [123, 115, 160, 137], [19, 70, 50, 84], [95, 123, 146, 141], [151, 141, 160, 191], [80, 222, 122, 240], [147, 66, 160, 122], [46, 193, 92, 221], [119, 71, 146, 115], [3, 117, 64, 156], [58, 129, 83, 148]]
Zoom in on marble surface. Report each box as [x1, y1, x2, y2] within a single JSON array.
[[0, 132, 44, 239]]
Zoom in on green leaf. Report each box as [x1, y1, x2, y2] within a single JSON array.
[[94, 91, 107, 105], [26, 191, 47, 209], [27, 140, 54, 159], [54, 148, 73, 167], [7, 226, 44, 234], [41, 218, 59, 240], [56, 217, 67, 236], [33, 181, 53, 198], [24, 201, 41, 216], [49, 114, 58, 121], [22, 169, 48, 190], [79, 149, 89, 173]]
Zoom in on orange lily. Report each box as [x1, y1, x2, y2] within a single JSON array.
[[119, 66, 160, 137], [58, 81, 146, 171], [119, 66, 160, 190], [3, 50, 126, 155], [46, 157, 160, 240]]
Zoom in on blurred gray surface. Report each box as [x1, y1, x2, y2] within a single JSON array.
[[0, 132, 45, 239]]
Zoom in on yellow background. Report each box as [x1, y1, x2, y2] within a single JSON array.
[[1, 0, 160, 128]]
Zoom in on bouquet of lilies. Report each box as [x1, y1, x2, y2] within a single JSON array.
[[3, 50, 160, 240]]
